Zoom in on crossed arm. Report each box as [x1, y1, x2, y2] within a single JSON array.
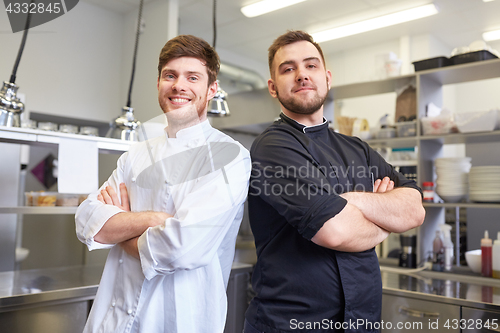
[[312, 177, 425, 252], [93, 183, 171, 259]]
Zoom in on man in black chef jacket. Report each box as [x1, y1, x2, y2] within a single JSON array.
[[244, 30, 425, 333]]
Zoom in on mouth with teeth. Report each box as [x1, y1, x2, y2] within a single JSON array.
[[169, 96, 192, 105]]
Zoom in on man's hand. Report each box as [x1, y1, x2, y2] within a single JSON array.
[[373, 176, 394, 193], [97, 183, 130, 211]]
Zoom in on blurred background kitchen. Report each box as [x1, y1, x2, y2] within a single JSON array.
[[2, 0, 500, 332]]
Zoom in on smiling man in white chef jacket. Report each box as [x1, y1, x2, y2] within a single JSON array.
[[75, 35, 251, 333]]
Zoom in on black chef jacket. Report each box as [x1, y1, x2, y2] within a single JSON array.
[[245, 113, 421, 333]]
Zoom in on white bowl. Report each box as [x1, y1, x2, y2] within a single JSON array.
[[437, 193, 466, 203], [465, 249, 481, 274]]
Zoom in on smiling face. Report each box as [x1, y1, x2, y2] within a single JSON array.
[[157, 56, 217, 125], [268, 40, 331, 116]]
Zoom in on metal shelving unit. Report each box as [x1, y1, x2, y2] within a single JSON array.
[[331, 57, 500, 266], [0, 207, 78, 215]]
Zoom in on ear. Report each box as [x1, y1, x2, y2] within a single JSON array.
[[268, 78, 278, 99], [326, 70, 332, 90], [207, 80, 218, 100], [157, 76, 160, 91]]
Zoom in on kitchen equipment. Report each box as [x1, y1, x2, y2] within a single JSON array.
[[399, 235, 417, 268], [412, 56, 451, 71], [0, 81, 25, 127], [469, 166, 500, 202], [37, 121, 58, 131], [0, 5, 32, 127], [106, 0, 143, 141], [481, 230, 493, 277], [106, 106, 140, 141], [455, 109, 498, 133], [79, 126, 99, 136], [59, 124, 79, 134], [435, 157, 471, 203], [465, 249, 481, 273], [440, 224, 454, 271]]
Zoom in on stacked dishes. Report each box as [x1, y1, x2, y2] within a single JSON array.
[[435, 157, 471, 203], [469, 166, 500, 202]]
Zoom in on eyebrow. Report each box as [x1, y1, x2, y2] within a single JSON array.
[[161, 69, 204, 77], [277, 57, 321, 71]]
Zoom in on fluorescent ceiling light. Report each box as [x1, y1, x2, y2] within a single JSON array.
[[483, 29, 500, 41], [312, 4, 439, 43], [241, 0, 307, 18], [483, 0, 495, 2]]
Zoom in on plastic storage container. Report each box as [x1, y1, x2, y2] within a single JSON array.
[[395, 121, 417, 137], [34, 192, 58, 206], [450, 50, 498, 65], [421, 115, 455, 135], [59, 124, 79, 134], [56, 193, 80, 206], [412, 56, 452, 71], [79, 126, 99, 136], [376, 127, 396, 139]]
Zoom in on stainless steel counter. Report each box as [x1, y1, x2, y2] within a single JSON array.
[[381, 266, 500, 312], [0, 262, 253, 333]]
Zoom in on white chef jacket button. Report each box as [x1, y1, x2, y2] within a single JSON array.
[[127, 309, 133, 315], [119, 259, 123, 264], [111, 301, 116, 307], [131, 177, 136, 182]]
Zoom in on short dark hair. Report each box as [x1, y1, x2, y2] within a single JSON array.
[[158, 35, 220, 86], [268, 30, 326, 76]]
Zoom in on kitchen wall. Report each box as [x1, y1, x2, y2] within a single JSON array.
[[0, 2, 124, 123]]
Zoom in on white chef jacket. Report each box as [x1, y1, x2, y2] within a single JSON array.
[[75, 120, 251, 333]]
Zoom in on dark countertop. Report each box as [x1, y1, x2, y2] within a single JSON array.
[[0, 262, 253, 312]]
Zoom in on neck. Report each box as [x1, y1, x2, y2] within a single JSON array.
[[165, 113, 207, 138], [282, 108, 324, 127]]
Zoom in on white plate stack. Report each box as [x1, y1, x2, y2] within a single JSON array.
[[435, 157, 471, 203], [469, 166, 500, 202]]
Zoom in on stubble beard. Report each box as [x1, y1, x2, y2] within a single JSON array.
[[275, 80, 328, 115]]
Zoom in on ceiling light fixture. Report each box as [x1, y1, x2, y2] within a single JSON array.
[[312, 3, 439, 43], [483, 0, 495, 3], [241, 0, 307, 18], [483, 29, 500, 41]]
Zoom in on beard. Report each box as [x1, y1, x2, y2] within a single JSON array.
[[275, 79, 328, 115]]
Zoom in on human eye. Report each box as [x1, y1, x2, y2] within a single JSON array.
[[188, 76, 199, 81]]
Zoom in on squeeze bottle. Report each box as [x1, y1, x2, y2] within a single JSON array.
[[481, 230, 492, 277], [493, 232, 500, 279], [432, 230, 444, 272], [440, 224, 454, 271]]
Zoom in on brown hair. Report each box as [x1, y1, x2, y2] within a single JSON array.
[[268, 30, 326, 76], [158, 35, 220, 86]]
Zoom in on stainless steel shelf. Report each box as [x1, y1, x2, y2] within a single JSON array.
[[0, 207, 78, 214], [417, 58, 500, 86], [0, 126, 133, 153], [331, 74, 415, 99], [365, 136, 418, 148], [420, 130, 500, 145], [423, 202, 500, 209]]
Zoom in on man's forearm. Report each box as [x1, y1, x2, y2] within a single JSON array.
[[312, 203, 390, 252], [342, 188, 425, 233], [94, 211, 170, 245]]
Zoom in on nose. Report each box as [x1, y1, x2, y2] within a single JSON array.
[[296, 68, 309, 82], [171, 78, 186, 92]]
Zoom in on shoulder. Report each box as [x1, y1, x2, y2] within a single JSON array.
[[251, 121, 303, 153], [208, 127, 250, 158]]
